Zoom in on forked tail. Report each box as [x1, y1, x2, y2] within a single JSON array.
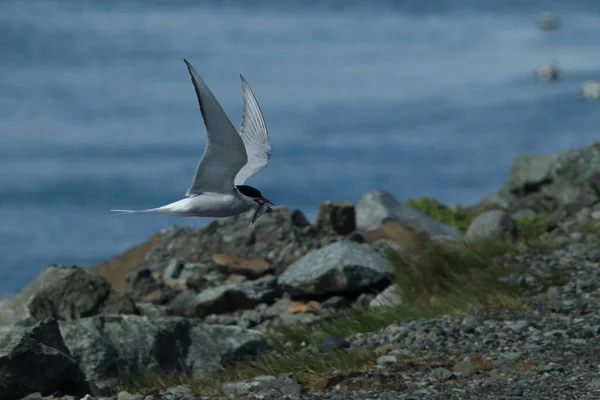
[[109, 208, 158, 216]]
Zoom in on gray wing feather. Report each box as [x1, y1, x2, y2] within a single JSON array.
[[183, 59, 248, 196], [234, 74, 271, 185]]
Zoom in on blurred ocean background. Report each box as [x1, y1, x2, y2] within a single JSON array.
[[1, 0, 599, 295]]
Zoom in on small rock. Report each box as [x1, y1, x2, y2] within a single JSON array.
[[434, 367, 454, 381], [319, 336, 350, 353], [355, 293, 376, 308], [465, 210, 518, 241], [162, 259, 184, 280], [370, 284, 403, 308], [570, 231, 584, 242], [212, 254, 272, 279], [376, 355, 397, 366], [321, 296, 349, 309], [164, 385, 191, 395], [453, 360, 478, 377], [501, 352, 522, 362], [264, 297, 292, 319], [507, 320, 529, 333], [287, 301, 320, 314], [117, 391, 139, 400], [315, 200, 356, 235]]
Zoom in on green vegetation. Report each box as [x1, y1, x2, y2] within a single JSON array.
[[407, 196, 475, 232], [121, 348, 378, 396], [407, 196, 552, 240]]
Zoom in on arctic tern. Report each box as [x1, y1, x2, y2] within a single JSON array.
[[111, 59, 274, 227]]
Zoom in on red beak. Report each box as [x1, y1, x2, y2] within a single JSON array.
[[255, 197, 275, 211]]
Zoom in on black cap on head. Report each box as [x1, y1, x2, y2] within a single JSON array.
[[236, 185, 263, 199]]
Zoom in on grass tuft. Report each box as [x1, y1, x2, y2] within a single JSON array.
[[121, 348, 377, 396], [408, 197, 476, 232], [273, 237, 522, 349]]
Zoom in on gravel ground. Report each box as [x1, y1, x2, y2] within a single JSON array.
[[47, 240, 600, 400]]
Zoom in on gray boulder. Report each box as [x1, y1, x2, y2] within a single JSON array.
[[0, 319, 90, 400], [58, 315, 265, 395], [498, 144, 600, 213], [278, 242, 392, 297], [465, 210, 518, 241], [370, 284, 403, 308], [170, 275, 278, 317], [0, 265, 137, 327], [355, 190, 462, 237]]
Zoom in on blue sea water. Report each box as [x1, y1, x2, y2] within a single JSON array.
[[1, 0, 600, 295]]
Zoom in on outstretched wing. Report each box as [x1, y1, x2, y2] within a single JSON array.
[[234, 75, 271, 185], [183, 59, 248, 196]]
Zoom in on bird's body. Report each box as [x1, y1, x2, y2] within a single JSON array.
[[115, 189, 254, 218], [111, 59, 274, 227]]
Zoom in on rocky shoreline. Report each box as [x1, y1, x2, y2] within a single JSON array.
[[3, 143, 600, 400]]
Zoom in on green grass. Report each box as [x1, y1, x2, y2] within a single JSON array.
[[408, 197, 475, 232], [121, 348, 378, 396], [407, 196, 552, 241], [274, 237, 522, 349]]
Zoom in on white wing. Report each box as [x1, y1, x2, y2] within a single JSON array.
[[183, 59, 248, 196], [234, 74, 271, 185]]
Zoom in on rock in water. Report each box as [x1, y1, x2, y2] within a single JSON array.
[[465, 210, 518, 241], [277, 242, 392, 296], [0, 265, 138, 327], [58, 315, 266, 395], [536, 64, 560, 82], [0, 319, 90, 399], [582, 80, 600, 101], [315, 200, 356, 235], [355, 190, 461, 237], [538, 11, 559, 31]]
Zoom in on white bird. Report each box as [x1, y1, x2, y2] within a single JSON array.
[[111, 59, 274, 226]]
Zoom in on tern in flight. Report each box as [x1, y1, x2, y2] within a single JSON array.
[[111, 59, 274, 227]]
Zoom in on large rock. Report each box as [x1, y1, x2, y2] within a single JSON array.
[[170, 275, 278, 317], [58, 315, 266, 395], [465, 210, 518, 241], [0, 319, 90, 400], [0, 265, 138, 326], [278, 242, 392, 297], [362, 220, 431, 253], [356, 190, 462, 237], [314, 200, 356, 235], [498, 143, 600, 214]]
